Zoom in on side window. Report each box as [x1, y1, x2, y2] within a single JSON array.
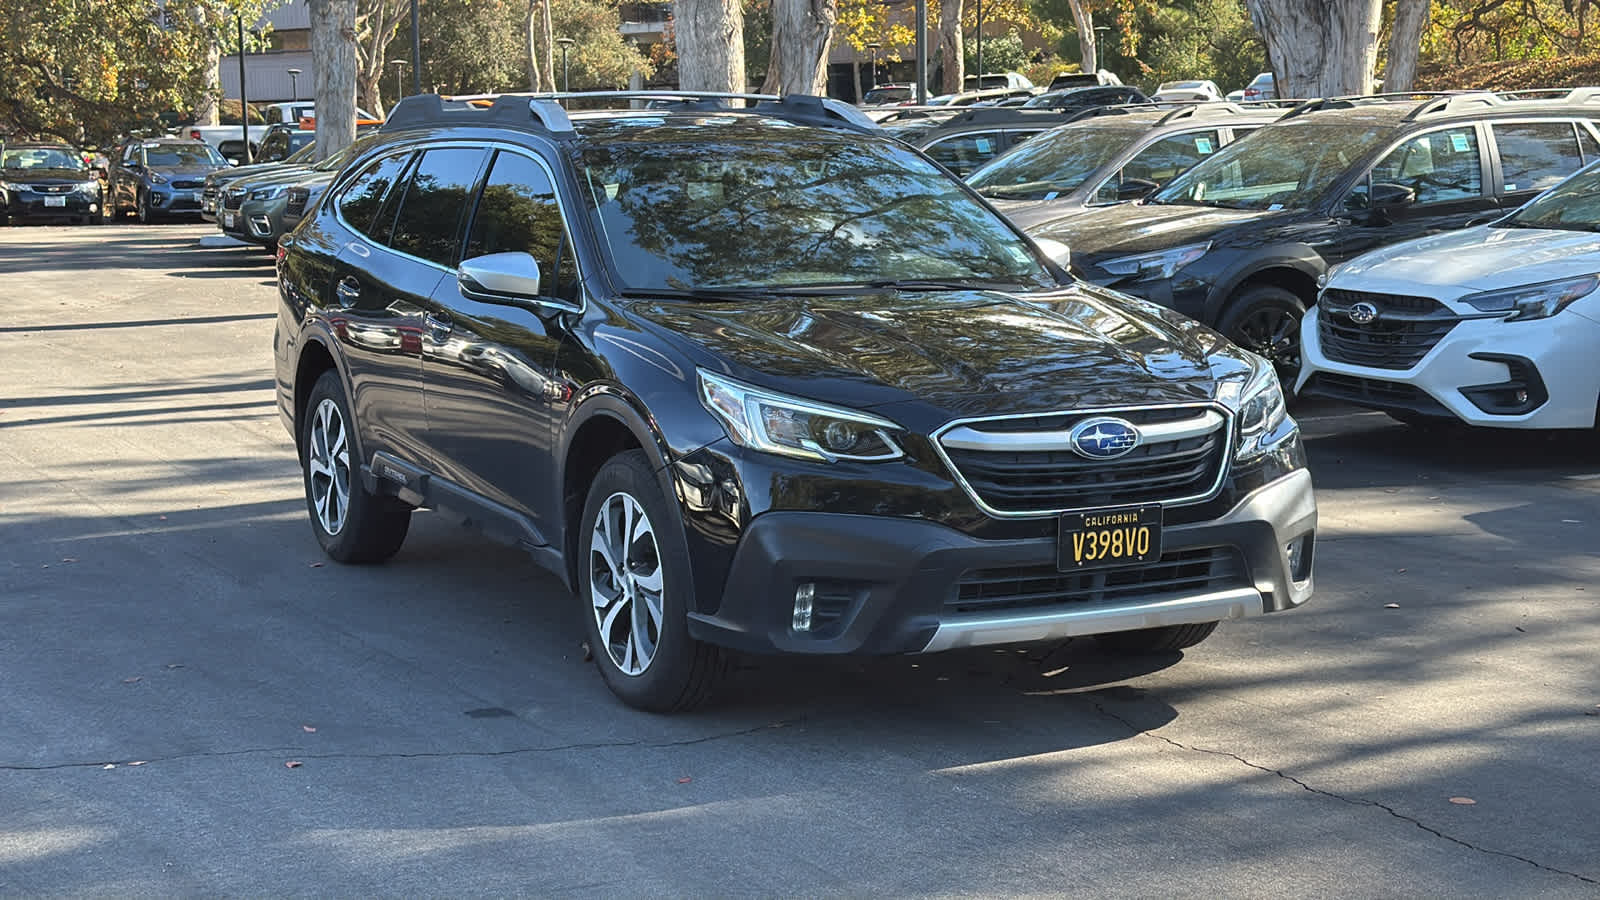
[[337, 152, 412, 240], [1580, 126, 1600, 163], [388, 147, 486, 267], [1006, 130, 1039, 148], [925, 133, 1002, 176], [465, 150, 580, 304], [1095, 130, 1220, 204], [259, 133, 285, 162], [1492, 121, 1583, 193], [122, 144, 138, 165], [1366, 127, 1483, 205]]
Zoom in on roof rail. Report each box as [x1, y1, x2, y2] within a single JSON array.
[[1494, 87, 1600, 105], [1280, 92, 1458, 121], [1152, 100, 1288, 125], [1402, 91, 1500, 121], [1055, 103, 1158, 124], [383, 93, 573, 135], [524, 90, 881, 134]]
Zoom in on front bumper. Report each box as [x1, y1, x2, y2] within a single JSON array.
[[147, 186, 204, 213], [688, 468, 1316, 655], [1297, 305, 1600, 429], [218, 197, 287, 245], [4, 191, 100, 219]]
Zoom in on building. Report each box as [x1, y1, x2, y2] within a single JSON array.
[[219, 1, 315, 105]]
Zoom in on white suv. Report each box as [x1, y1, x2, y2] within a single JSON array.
[[1298, 162, 1600, 430]]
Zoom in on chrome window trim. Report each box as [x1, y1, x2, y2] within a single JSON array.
[[929, 401, 1236, 520]]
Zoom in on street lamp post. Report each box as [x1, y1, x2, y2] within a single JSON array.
[[236, 14, 250, 164], [866, 42, 881, 92], [389, 59, 408, 106], [975, 0, 984, 87], [557, 37, 575, 93], [410, 0, 422, 94], [286, 67, 301, 102]]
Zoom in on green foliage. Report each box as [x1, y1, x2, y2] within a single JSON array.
[[1423, 0, 1596, 68], [0, 0, 273, 146], [551, 0, 655, 88], [965, 28, 1031, 73], [1129, 0, 1264, 91]]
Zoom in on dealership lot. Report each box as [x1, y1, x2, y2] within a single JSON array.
[[2, 224, 1597, 895]]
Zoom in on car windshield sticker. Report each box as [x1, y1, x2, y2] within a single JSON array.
[[1268, 203, 1284, 211], [1195, 137, 1214, 154], [976, 138, 993, 154], [1451, 132, 1470, 153], [1505, 182, 1518, 191], [1043, 190, 1059, 201]]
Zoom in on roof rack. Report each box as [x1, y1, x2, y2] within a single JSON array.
[[526, 90, 881, 134], [1278, 93, 1460, 121], [1151, 100, 1293, 125], [383, 93, 574, 135], [1493, 86, 1600, 104]]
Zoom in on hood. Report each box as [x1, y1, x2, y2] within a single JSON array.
[[235, 167, 320, 191], [1027, 201, 1278, 265], [1329, 225, 1600, 298], [151, 166, 227, 180], [624, 287, 1252, 429], [2, 167, 93, 185], [209, 161, 305, 186], [987, 196, 1095, 231]]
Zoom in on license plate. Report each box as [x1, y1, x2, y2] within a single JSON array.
[[44, 196, 66, 207], [223, 212, 235, 227], [1059, 505, 1163, 571]]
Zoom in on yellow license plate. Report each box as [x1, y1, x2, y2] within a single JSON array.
[[1059, 505, 1163, 571]]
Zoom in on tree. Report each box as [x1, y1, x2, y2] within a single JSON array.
[[938, 0, 964, 92], [1382, 0, 1431, 91], [760, 0, 837, 94], [525, 0, 556, 90], [1066, 0, 1098, 73], [674, 0, 746, 91], [355, 0, 410, 117], [400, 0, 525, 94], [551, 0, 655, 88], [309, 0, 359, 160], [1245, 0, 1380, 97]]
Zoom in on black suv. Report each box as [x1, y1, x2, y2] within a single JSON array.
[[274, 92, 1317, 711], [883, 107, 1089, 176], [1028, 90, 1600, 380]]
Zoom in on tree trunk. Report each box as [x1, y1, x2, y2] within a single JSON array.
[[1381, 0, 1430, 92], [309, 0, 359, 160], [852, 58, 862, 103], [760, 0, 837, 95], [539, 0, 556, 90], [673, 0, 746, 92], [1067, 0, 1096, 75], [937, 0, 963, 94], [193, 40, 223, 126], [1246, 0, 1381, 98], [354, 0, 406, 117], [526, 0, 542, 90], [357, 70, 383, 119]]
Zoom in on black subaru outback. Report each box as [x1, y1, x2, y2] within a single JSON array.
[[274, 92, 1317, 711]]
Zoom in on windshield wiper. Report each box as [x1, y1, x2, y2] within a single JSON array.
[[854, 278, 1030, 292]]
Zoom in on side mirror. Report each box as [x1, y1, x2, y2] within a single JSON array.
[[459, 252, 543, 305], [1117, 177, 1160, 201], [1370, 182, 1416, 209], [1464, 211, 1501, 228], [1033, 237, 1072, 270]]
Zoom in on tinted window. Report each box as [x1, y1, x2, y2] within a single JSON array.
[[338, 152, 412, 239], [1581, 127, 1600, 163], [1368, 127, 1482, 204], [465, 151, 579, 303], [1157, 122, 1391, 210], [259, 133, 287, 161], [389, 147, 485, 266], [1097, 129, 1221, 202], [969, 124, 1143, 200], [145, 144, 226, 167], [1493, 122, 1583, 193], [924, 132, 1006, 176]]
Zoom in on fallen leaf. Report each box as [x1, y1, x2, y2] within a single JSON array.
[[308, 562, 323, 568], [1514, 627, 1526, 633], [122, 676, 142, 684], [677, 777, 692, 784], [1384, 603, 1401, 609], [128, 760, 147, 766], [61, 557, 77, 563], [158, 515, 167, 521], [285, 760, 303, 769], [1397, 568, 1408, 574], [1449, 796, 1476, 805], [301, 725, 317, 733], [102, 764, 116, 770], [166, 664, 183, 669]]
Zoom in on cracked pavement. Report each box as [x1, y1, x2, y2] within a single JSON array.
[[2, 224, 1598, 896]]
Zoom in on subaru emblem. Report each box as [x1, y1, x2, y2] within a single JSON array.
[[1348, 301, 1379, 325], [1069, 417, 1141, 460]]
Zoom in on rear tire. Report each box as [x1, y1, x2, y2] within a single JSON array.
[[300, 370, 411, 564], [1096, 621, 1219, 654], [137, 190, 156, 224], [579, 450, 728, 712], [1218, 285, 1306, 384]]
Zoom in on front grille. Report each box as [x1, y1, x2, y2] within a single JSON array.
[[950, 546, 1248, 614], [285, 187, 310, 216], [222, 188, 246, 210], [1318, 289, 1458, 370], [170, 179, 203, 189], [938, 406, 1229, 515], [35, 183, 73, 194], [1301, 373, 1451, 415]]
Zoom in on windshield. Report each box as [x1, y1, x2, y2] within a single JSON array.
[[1502, 162, 1600, 231], [284, 140, 318, 164], [578, 129, 1056, 293], [968, 125, 1140, 199], [1152, 122, 1391, 210], [1, 147, 85, 171], [310, 136, 373, 172], [146, 144, 226, 168]]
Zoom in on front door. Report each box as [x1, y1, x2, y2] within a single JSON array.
[[421, 148, 579, 543]]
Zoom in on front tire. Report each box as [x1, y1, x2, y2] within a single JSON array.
[[300, 371, 411, 563], [579, 450, 728, 712], [1096, 621, 1218, 654], [137, 190, 156, 224], [1218, 285, 1306, 384]]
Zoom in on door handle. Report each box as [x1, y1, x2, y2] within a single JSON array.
[[424, 312, 453, 340], [335, 276, 361, 307]]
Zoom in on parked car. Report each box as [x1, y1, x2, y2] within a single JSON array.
[[0, 142, 106, 226], [275, 91, 1316, 711], [927, 87, 1039, 107], [969, 103, 1289, 229], [1048, 70, 1124, 91], [218, 138, 367, 248], [1027, 90, 1600, 381], [203, 137, 318, 221], [1023, 85, 1150, 111], [964, 73, 1036, 92], [1242, 73, 1277, 101], [108, 138, 231, 223], [1298, 160, 1600, 430], [1154, 80, 1224, 103], [887, 107, 1087, 176], [278, 173, 335, 238], [861, 83, 916, 106], [186, 102, 374, 163]]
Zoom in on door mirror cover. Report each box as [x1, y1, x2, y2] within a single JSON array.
[[459, 251, 543, 304], [1033, 237, 1071, 270]]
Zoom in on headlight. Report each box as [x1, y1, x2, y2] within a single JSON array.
[[1230, 358, 1291, 462], [698, 370, 905, 463], [1, 181, 24, 192], [148, 171, 169, 184], [78, 180, 100, 194], [1460, 275, 1598, 322], [250, 185, 286, 201], [1100, 242, 1211, 282]]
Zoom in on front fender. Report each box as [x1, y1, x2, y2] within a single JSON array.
[[1205, 247, 1326, 322]]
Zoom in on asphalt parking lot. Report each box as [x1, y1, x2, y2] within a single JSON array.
[[2, 223, 1598, 896]]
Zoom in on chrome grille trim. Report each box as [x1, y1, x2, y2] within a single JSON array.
[[941, 408, 1225, 452], [931, 402, 1235, 519]]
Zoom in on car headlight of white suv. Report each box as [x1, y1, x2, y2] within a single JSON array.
[[1461, 275, 1598, 322]]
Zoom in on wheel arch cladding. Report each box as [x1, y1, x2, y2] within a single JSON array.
[[1220, 265, 1320, 317], [562, 411, 648, 586], [293, 338, 339, 454]]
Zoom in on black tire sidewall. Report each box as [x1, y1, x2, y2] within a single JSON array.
[[1219, 285, 1306, 369], [301, 371, 376, 560], [577, 450, 701, 711]]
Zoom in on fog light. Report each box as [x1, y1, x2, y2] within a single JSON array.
[[1515, 389, 1529, 405], [1286, 535, 1313, 582], [793, 583, 815, 632]]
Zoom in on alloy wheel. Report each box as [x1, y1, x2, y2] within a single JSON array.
[[307, 398, 351, 536], [1231, 307, 1301, 376], [589, 492, 664, 677]]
